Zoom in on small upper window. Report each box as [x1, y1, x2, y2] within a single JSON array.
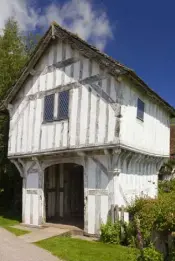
[[57, 91, 69, 120], [137, 98, 144, 121], [44, 94, 54, 122]]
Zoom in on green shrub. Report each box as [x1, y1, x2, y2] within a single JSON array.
[[137, 246, 163, 261], [128, 191, 175, 246], [168, 247, 175, 261], [100, 219, 121, 244], [123, 221, 137, 247]]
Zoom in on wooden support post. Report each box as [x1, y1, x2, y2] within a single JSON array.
[[121, 205, 125, 222], [114, 205, 119, 222], [111, 204, 115, 224]]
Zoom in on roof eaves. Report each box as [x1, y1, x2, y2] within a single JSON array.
[[128, 71, 175, 116], [2, 22, 175, 117]]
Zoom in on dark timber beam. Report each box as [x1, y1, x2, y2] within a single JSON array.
[[80, 74, 107, 85], [26, 73, 118, 113], [30, 57, 80, 76], [54, 57, 80, 69]]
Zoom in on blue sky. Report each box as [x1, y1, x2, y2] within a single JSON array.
[[38, 0, 175, 106], [1, 0, 174, 106]]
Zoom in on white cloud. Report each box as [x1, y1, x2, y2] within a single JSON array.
[[0, 0, 113, 50]]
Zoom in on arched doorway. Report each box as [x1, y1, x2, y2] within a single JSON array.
[[44, 163, 84, 228]]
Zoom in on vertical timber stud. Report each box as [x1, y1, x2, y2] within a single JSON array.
[[67, 89, 73, 147], [95, 95, 100, 144], [104, 76, 111, 143], [108, 154, 114, 216], [95, 164, 101, 234], [45, 52, 49, 149], [114, 205, 119, 222], [86, 60, 92, 145], [60, 122, 64, 148], [33, 157, 44, 225], [111, 204, 115, 224], [67, 46, 74, 147], [61, 41, 66, 85], [52, 42, 58, 149], [20, 87, 25, 152], [76, 59, 83, 146], [31, 78, 37, 152], [59, 163, 64, 217], [84, 156, 88, 233]]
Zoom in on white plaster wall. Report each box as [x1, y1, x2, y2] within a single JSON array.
[[8, 39, 170, 158], [85, 156, 109, 235], [113, 155, 158, 208], [120, 81, 170, 156], [8, 40, 118, 157], [24, 171, 40, 226]]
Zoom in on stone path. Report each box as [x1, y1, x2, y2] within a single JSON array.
[[12, 225, 70, 243], [0, 228, 60, 261], [12, 225, 79, 242]]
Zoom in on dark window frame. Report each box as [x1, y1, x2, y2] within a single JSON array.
[[43, 91, 69, 123], [43, 94, 55, 122], [57, 90, 69, 121], [137, 98, 145, 121]]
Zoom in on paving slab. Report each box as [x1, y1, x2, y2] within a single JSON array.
[[11, 224, 40, 232], [0, 228, 60, 261], [18, 226, 70, 243]]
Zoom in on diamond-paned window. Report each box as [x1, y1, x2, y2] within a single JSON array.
[[58, 91, 69, 120], [44, 94, 54, 122], [137, 98, 144, 121]]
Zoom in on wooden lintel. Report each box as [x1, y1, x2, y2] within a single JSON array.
[[27, 82, 79, 101]]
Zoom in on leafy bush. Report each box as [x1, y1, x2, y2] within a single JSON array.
[[169, 249, 175, 261], [137, 246, 163, 261], [128, 198, 158, 244], [128, 190, 175, 246], [100, 219, 121, 244], [123, 221, 137, 247]]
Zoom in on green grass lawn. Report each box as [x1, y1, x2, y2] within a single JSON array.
[[0, 213, 20, 227], [5, 226, 30, 236], [36, 237, 139, 261], [0, 212, 30, 236]]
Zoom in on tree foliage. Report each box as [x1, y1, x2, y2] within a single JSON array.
[[0, 18, 37, 211], [0, 18, 28, 99]]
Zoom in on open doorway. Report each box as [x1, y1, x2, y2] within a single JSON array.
[[44, 163, 84, 228]]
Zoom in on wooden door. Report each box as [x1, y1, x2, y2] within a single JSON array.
[[45, 165, 59, 221]]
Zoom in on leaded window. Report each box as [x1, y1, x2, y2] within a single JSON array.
[[137, 98, 144, 121], [58, 91, 69, 120], [44, 94, 54, 122]]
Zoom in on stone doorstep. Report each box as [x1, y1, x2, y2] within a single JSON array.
[[11, 223, 99, 243], [11, 224, 41, 232]]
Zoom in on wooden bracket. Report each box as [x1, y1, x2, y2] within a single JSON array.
[[32, 157, 43, 173], [11, 159, 25, 178]]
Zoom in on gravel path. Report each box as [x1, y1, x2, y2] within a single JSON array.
[[0, 228, 60, 261]]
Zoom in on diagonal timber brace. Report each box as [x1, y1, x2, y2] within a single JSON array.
[[90, 156, 108, 176], [30, 57, 80, 76]]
